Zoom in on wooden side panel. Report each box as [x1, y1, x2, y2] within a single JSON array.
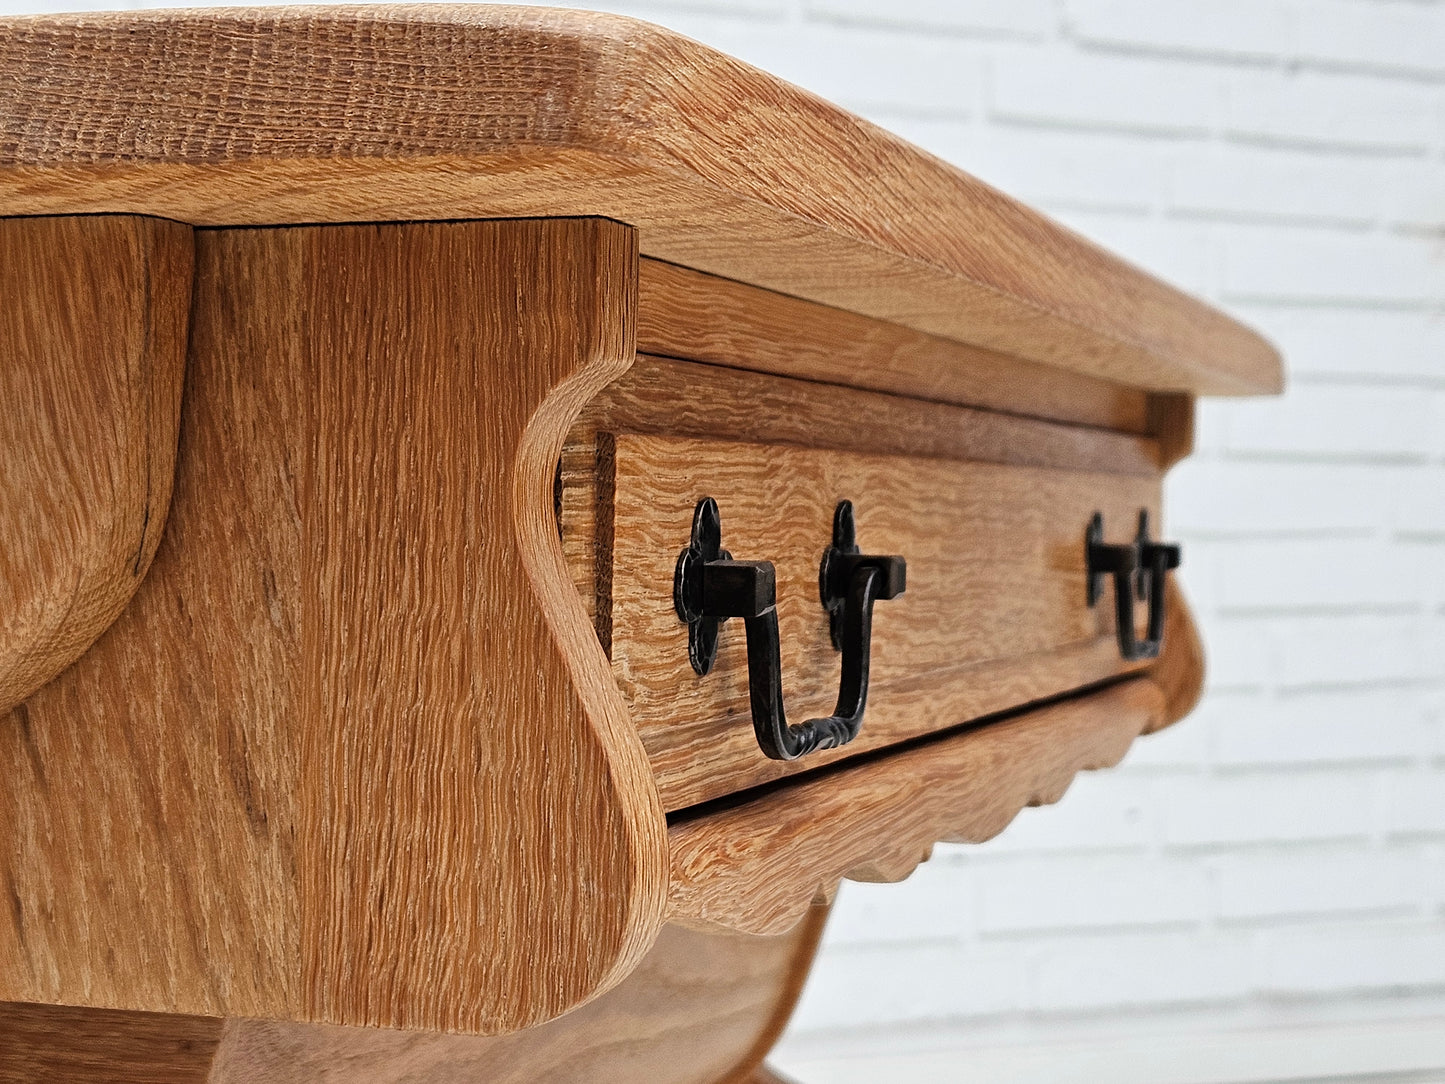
[[2, 219, 669, 1035], [607, 433, 1160, 810], [0, 228, 304, 1016], [668, 679, 1166, 935], [0, 214, 191, 714], [283, 220, 666, 1033]]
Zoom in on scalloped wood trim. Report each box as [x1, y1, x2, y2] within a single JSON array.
[[0, 214, 191, 715], [667, 679, 1167, 936]]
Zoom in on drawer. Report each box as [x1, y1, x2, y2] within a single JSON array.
[[562, 357, 1171, 812]]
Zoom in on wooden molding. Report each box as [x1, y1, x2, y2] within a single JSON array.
[[0, 214, 191, 714], [0, 7, 1281, 396], [667, 678, 1167, 935], [638, 258, 1153, 433], [1, 219, 667, 1034]]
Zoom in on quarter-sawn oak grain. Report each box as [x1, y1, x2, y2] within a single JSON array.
[[0, 218, 669, 1035], [0, 214, 191, 715], [668, 678, 1166, 935], [0, 6, 1282, 396], [605, 432, 1161, 810]]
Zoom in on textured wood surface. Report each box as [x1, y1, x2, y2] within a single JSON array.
[[1149, 578, 1207, 732], [0, 910, 828, 1084], [0, 214, 191, 714], [584, 355, 1162, 477], [668, 678, 1167, 934], [0, 6, 1281, 396], [1, 219, 668, 1034], [638, 258, 1153, 433], [0, 1001, 221, 1084], [605, 432, 1160, 810]]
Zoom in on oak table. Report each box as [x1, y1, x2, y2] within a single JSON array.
[[0, 8, 1282, 1082]]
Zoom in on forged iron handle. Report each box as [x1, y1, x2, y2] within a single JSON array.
[[1086, 510, 1181, 662], [674, 497, 906, 761]]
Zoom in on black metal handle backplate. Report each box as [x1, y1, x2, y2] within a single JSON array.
[[1086, 509, 1181, 662], [674, 498, 906, 761]]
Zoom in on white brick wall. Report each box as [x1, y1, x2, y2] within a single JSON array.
[[10, 0, 1440, 1078]]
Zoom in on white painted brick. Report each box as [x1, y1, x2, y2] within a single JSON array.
[[1160, 773, 1374, 846], [824, 862, 973, 945], [1210, 688, 1431, 765], [1066, 0, 1296, 61], [1224, 69, 1440, 152], [1381, 161, 1445, 232], [1203, 537, 1429, 612], [951, 129, 1162, 213], [1167, 144, 1385, 227], [975, 773, 1152, 854], [989, 47, 1223, 135], [1221, 384, 1435, 459], [1032, 932, 1251, 1011], [1268, 614, 1439, 688], [1221, 225, 1445, 306], [806, 0, 1055, 39], [975, 857, 1206, 934], [688, 22, 983, 116], [1215, 850, 1423, 921], [1297, 0, 1445, 78], [1394, 469, 1445, 536], [1257, 924, 1445, 993], [1120, 713, 1210, 768], [1382, 770, 1445, 837], [1227, 306, 1445, 384], [1168, 459, 1391, 535], [1190, 610, 1278, 689], [1052, 211, 1212, 293], [789, 941, 1028, 1028]]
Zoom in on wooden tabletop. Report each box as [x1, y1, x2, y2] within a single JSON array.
[[0, 5, 1282, 396]]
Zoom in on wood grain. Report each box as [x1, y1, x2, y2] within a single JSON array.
[[0, 1001, 220, 1084], [1, 219, 668, 1034], [584, 355, 1162, 477], [0, 7, 1282, 396], [604, 432, 1160, 810], [638, 258, 1152, 432], [1148, 578, 1206, 732], [0, 214, 191, 714], [0, 909, 829, 1084], [668, 678, 1166, 935]]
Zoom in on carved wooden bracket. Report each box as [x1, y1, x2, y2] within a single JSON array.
[[0, 216, 192, 714]]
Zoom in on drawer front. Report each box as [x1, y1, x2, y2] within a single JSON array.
[[604, 432, 1160, 811]]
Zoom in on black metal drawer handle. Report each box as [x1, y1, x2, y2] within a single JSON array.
[[1086, 510, 1181, 662], [674, 498, 906, 761]]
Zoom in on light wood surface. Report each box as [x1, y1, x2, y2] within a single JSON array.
[[668, 678, 1166, 934], [0, 1001, 221, 1084], [605, 432, 1159, 810], [0, 6, 1281, 396], [0, 910, 828, 1084], [638, 258, 1152, 433], [585, 355, 1163, 477], [1, 219, 668, 1034], [0, 214, 191, 715], [1149, 578, 1207, 732]]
